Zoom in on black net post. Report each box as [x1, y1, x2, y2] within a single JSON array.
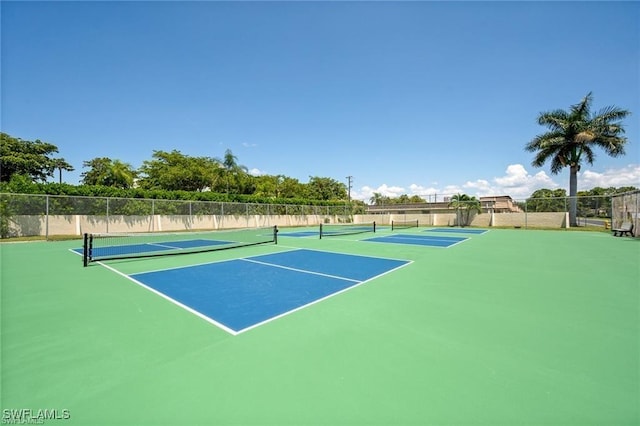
[[82, 233, 89, 267]]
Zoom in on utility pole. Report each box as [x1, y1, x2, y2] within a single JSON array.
[[346, 176, 353, 202]]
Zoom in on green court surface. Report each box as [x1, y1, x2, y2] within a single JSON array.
[[1, 228, 638, 425]]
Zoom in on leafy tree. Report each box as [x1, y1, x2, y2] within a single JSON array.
[[576, 187, 610, 218], [253, 174, 297, 198], [0, 193, 15, 238], [3, 173, 37, 193], [368, 192, 426, 205], [306, 176, 347, 201], [448, 193, 481, 226], [525, 92, 630, 226], [525, 188, 568, 212], [577, 186, 637, 218], [277, 177, 299, 198], [81, 157, 137, 188], [81, 157, 111, 186], [613, 186, 638, 194], [235, 171, 256, 195], [253, 175, 276, 198], [0, 133, 72, 183], [395, 194, 411, 204], [137, 150, 220, 192]]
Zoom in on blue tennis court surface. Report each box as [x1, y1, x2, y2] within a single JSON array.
[[129, 249, 410, 334], [279, 230, 317, 237], [364, 234, 467, 247], [424, 228, 488, 234]]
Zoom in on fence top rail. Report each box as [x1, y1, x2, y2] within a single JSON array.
[[611, 189, 640, 197], [0, 192, 351, 211]]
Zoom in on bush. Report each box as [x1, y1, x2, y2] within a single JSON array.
[[0, 182, 356, 209]]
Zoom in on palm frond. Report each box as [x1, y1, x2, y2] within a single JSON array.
[[532, 142, 561, 168], [570, 92, 593, 118], [549, 155, 565, 175], [525, 132, 565, 152], [594, 136, 627, 157], [537, 110, 569, 130], [593, 106, 631, 123], [582, 146, 595, 166]]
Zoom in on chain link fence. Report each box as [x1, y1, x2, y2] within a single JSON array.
[[0, 193, 354, 239], [611, 190, 639, 236], [2, 192, 635, 239], [365, 194, 621, 229], [516, 195, 614, 228]]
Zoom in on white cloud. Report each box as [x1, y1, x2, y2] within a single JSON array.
[[462, 179, 494, 193], [579, 164, 640, 190], [449, 164, 553, 199], [494, 164, 531, 187], [242, 142, 258, 148], [372, 184, 406, 197], [487, 164, 558, 198], [408, 184, 439, 196], [248, 168, 263, 176], [442, 184, 463, 192], [406, 184, 465, 199], [439, 164, 560, 200], [354, 184, 406, 202], [353, 164, 639, 204]]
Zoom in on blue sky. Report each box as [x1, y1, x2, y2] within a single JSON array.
[[2, 1, 639, 202]]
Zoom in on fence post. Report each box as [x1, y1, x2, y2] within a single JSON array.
[[45, 195, 49, 240], [636, 192, 639, 237], [106, 197, 109, 233]]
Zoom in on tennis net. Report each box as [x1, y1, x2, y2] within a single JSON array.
[[391, 219, 419, 230], [319, 222, 376, 239], [82, 226, 278, 266]]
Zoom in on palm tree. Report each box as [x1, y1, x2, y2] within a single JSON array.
[[108, 159, 137, 188], [369, 192, 391, 206], [222, 149, 248, 193], [448, 193, 482, 227], [525, 92, 630, 226], [52, 158, 74, 184]]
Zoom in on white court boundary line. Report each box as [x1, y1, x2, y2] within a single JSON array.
[[97, 261, 240, 335], [423, 228, 489, 235], [127, 247, 301, 275], [363, 234, 469, 248], [233, 257, 412, 335], [240, 257, 361, 283], [85, 248, 412, 336]]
